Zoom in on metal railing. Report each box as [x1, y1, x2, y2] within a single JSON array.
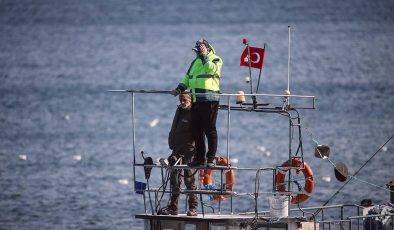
[[110, 90, 319, 216]]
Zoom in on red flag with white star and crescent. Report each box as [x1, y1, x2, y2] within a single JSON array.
[[240, 46, 265, 69]]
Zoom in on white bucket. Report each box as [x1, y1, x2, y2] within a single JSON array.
[[269, 195, 289, 218]]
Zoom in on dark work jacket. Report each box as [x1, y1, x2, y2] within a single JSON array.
[[168, 106, 193, 152]]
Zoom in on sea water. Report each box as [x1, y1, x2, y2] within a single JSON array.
[[1, 0, 393, 229]]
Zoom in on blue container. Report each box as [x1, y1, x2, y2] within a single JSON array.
[[134, 181, 146, 195]]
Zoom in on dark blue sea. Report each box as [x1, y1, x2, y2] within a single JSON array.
[[1, 0, 393, 229]]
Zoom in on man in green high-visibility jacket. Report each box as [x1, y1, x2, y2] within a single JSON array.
[[171, 38, 223, 168]]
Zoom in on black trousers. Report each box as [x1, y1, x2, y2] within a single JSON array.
[[191, 102, 219, 161]]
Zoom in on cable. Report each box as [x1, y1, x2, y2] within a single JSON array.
[[200, 199, 215, 213], [249, 168, 264, 229], [349, 176, 391, 192], [146, 179, 154, 215], [155, 167, 171, 213], [313, 134, 394, 217], [179, 168, 199, 178], [303, 119, 392, 193]]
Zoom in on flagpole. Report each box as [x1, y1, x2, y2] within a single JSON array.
[[246, 42, 257, 108], [255, 43, 266, 94], [246, 44, 253, 94]]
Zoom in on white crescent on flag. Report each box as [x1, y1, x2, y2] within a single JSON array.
[[240, 46, 265, 69], [251, 52, 260, 64]]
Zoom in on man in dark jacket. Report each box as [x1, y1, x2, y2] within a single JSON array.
[[158, 93, 198, 216]]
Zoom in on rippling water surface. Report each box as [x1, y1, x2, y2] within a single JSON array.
[[1, 0, 394, 229]]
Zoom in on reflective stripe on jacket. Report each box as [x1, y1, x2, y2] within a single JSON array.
[[176, 47, 223, 103]]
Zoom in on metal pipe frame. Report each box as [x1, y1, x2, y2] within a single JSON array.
[[124, 91, 315, 216]]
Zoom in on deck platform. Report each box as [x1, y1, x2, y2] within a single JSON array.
[[136, 213, 316, 230]]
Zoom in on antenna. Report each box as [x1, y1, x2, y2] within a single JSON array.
[[282, 26, 291, 110], [287, 26, 291, 94]]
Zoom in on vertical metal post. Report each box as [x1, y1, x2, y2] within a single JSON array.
[[226, 96, 231, 165], [288, 113, 292, 216], [357, 206, 360, 230], [143, 192, 147, 214], [132, 92, 136, 185], [160, 167, 165, 186], [287, 26, 291, 93], [230, 191, 233, 215], [200, 193, 205, 217], [226, 95, 234, 214], [219, 169, 223, 214], [218, 195, 221, 214], [340, 206, 344, 222], [272, 169, 276, 192], [313, 97, 316, 109]]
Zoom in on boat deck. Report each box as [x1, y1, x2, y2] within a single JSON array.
[[136, 213, 305, 222], [135, 213, 315, 229]]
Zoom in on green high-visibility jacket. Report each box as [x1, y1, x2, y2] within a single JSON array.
[[176, 46, 223, 103]]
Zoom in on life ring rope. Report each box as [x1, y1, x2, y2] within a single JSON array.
[[275, 157, 314, 204]]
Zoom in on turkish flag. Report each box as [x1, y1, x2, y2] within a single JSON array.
[[240, 46, 265, 69]]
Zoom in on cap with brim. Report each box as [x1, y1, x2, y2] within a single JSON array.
[[192, 39, 209, 51]]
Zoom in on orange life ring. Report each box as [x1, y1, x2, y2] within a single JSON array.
[[275, 157, 314, 204], [199, 156, 236, 201]]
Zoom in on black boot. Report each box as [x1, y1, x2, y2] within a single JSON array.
[[207, 158, 216, 168], [187, 209, 197, 216], [157, 206, 178, 215], [188, 158, 206, 167]]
